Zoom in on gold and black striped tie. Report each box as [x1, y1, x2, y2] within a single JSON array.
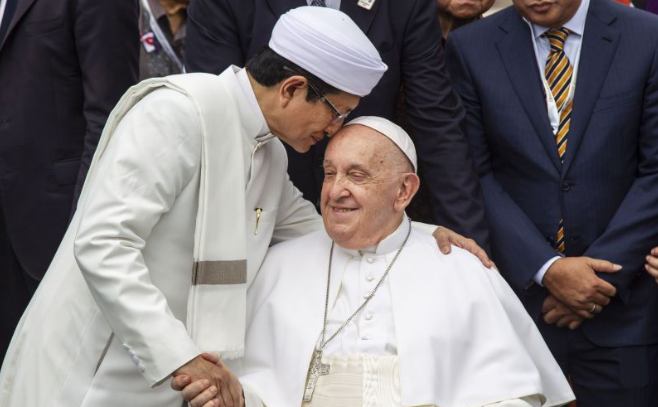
[[545, 27, 572, 253]]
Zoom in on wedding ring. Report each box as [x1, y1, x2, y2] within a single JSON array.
[[589, 304, 597, 313]]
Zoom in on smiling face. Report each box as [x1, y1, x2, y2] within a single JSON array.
[[511, 0, 581, 28], [320, 125, 419, 250], [268, 76, 360, 153]]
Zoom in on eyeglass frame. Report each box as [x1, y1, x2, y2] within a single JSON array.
[[283, 66, 350, 125]]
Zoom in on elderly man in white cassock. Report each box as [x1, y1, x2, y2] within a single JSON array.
[[0, 7, 490, 407], [174, 117, 576, 407]]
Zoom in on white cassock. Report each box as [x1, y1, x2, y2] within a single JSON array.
[[231, 216, 576, 407], [0, 67, 322, 407]]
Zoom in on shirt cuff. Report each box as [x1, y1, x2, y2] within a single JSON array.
[[533, 256, 562, 286]]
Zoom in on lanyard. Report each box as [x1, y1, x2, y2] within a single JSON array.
[[141, 0, 185, 73]]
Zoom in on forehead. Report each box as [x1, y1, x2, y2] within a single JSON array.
[[325, 126, 389, 165]]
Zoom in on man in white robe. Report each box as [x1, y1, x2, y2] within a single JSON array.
[[176, 117, 576, 407], [0, 7, 489, 407]]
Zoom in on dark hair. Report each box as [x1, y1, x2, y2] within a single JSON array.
[[246, 46, 340, 102]]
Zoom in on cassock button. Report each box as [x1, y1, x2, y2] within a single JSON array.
[[364, 313, 374, 321], [363, 292, 371, 299], [366, 257, 375, 264], [366, 274, 374, 282], [137, 363, 146, 373], [361, 335, 370, 341]]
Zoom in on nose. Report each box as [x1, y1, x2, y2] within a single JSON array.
[[327, 174, 350, 201]]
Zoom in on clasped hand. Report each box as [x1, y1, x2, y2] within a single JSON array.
[[172, 353, 244, 407], [541, 256, 621, 329]]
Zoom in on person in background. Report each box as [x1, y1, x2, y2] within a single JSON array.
[[0, 0, 139, 365], [437, 0, 496, 38], [445, 0, 658, 404], [139, 0, 188, 79], [186, 0, 491, 250]]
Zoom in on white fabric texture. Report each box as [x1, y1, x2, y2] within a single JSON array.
[[301, 355, 543, 407], [322, 216, 409, 357], [269, 6, 387, 97], [0, 68, 322, 407], [230, 227, 576, 407], [345, 116, 418, 172]]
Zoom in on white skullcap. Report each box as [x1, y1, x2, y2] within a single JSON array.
[[345, 116, 417, 173], [269, 6, 387, 97]]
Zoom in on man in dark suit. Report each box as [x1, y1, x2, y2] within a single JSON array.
[[445, 0, 658, 404], [185, 0, 490, 249], [0, 0, 139, 364]]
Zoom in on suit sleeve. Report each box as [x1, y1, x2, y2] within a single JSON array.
[[185, 0, 246, 73], [445, 33, 558, 292], [584, 41, 658, 300], [400, 0, 490, 250], [72, 0, 140, 202], [74, 91, 202, 386]]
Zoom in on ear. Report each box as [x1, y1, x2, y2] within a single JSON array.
[[393, 173, 420, 212], [278, 76, 307, 107]]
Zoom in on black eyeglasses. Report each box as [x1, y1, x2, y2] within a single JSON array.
[[283, 66, 350, 125]]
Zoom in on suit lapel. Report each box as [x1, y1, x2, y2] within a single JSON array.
[[496, 11, 561, 172], [1, 0, 37, 49], [562, 1, 619, 175], [340, 0, 381, 35]]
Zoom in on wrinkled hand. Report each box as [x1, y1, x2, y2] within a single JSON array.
[[542, 294, 584, 329], [172, 353, 244, 407], [646, 247, 658, 285], [543, 257, 620, 318], [433, 227, 493, 268]]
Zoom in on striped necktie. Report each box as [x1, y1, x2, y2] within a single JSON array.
[[310, 0, 326, 6], [545, 27, 572, 253]]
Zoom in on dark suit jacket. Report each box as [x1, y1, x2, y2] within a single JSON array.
[[185, 0, 490, 248], [446, 0, 658, 347], [0, 0, 139, 279]]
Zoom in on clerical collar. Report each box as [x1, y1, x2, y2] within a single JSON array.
[[235, 67, 271, 141], [337, 213, 410, 258]]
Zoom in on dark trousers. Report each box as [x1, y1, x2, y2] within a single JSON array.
[[0, 202, 39, 366], [538, 319, 658, 407]]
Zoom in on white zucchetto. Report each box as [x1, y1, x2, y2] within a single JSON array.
[[345, 116, 418, 173], [269, 6, 387, 97]]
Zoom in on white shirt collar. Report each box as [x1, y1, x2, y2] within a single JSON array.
[[235, 67, 272, 142], [337, 213, 411, 257], [530, 0, 589, 39]]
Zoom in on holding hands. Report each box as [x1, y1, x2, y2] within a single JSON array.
[[540, 256, 621, 329], [172, 353, 244, 407]]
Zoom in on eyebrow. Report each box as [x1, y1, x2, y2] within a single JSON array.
[[322, 160, 370, 174]]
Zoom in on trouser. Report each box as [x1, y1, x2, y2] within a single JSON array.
[[0, 202, 39, 366], [538, 319, 658, 407]]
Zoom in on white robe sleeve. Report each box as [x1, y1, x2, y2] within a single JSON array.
[[270, 173, 323, 245], [73, 89, 202, 386]]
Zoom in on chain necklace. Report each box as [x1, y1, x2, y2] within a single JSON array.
[[303, 218, 412, 402]]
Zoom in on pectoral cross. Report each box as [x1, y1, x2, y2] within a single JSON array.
[[303, 350, 330, 402]]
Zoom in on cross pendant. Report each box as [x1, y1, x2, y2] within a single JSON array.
[[303, 350, 331, 402]]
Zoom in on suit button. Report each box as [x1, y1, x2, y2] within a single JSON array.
[[562, 181, 571, 192]]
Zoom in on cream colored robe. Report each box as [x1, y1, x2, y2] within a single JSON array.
[[231, 228, 576, 407], [0, 68, 322, 407]]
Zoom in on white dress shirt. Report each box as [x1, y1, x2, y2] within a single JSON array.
[[526, 0, 590, 285], [306, 0, 341, 9]]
